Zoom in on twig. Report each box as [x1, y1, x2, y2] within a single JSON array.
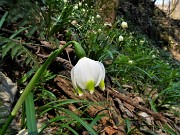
[[37, 53, 73, 70], [107, 86, 167, 123]]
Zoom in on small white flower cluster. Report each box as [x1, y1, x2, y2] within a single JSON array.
[[87, 14, 101, 24]]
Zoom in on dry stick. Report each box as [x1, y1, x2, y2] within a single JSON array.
[[107, 86, 167, 123], [37, 53, 73, 70]]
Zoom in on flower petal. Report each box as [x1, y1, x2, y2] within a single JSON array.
[[71, 67, 78, 89], [99, 80, 105, 90], [94, 62, 105, 87], [73, 57, 93, 89], [86, 80, 95, 94], [77, 87, 83, 96]]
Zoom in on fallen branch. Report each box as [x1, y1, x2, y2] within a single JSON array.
[[107, 86, 167, 123]]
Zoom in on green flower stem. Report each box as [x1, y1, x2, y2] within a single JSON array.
[[0, 41, 85, 135]]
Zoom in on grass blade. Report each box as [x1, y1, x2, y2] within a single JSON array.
[[38, 116, 67, 134], [90, 114, 106, 127], [163, 124, 176, 135], [125, 118, 131, 134], [60, 108, 97, 135], [9, 26, 30, 39]]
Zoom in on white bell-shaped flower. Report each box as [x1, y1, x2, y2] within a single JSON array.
[[118, 35, 124, 42], [71, 57, 105, 96], [121, 21, 128, 29]]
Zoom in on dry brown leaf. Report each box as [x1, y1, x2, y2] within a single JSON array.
[[132, 96, 144, 104], [156, 129, 168, 135], [101, 116, 109, 125], [138, 111, 154, 125], [40, 41, 56, 49], [103, 126, 118, 135]]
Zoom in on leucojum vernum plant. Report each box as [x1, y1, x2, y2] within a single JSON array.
[[0, 41, 105, 134]]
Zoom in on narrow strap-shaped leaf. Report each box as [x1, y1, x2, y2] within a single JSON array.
[[0, 11, 8, 29], [38, 116, 67, 134], [9, 26, 30, 39], [90, 114, 106, 127], [25, 92, 38, 135], [60, 108, 97, 135]]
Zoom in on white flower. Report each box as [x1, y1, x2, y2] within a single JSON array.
[[152, 55, 156, 58], [140, 40, 145, 44], [128, 60, 133, 64], [163, 47, 167, 51], [118, 35, 124, 42], [104, 22, 112, 27], [82, 8, 86, 12], [91, 16, 95, 23], [78, 2, 82, 6], [71, 57, 105, 96], [88, 16, 95, 23], [71, 20, 78, 25], [121, 21, 128, 29], [96, 14, 101, 18], [92, 30, 97, 34], [98, 29, 101, 32], [63, 0, 68, 3], [74, 4, 78, 9]]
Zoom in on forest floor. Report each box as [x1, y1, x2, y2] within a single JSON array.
[[0, 1, 180, 135]]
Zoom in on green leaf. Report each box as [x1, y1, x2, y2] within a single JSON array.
[[2, 41, 16, 58], [61, 125, 79, 135], [0, 36, 10, 44], [90, 114, 106, 127], [0, 11, 8, 29], [9, 26, 30, 39], [125, 118, 131, 134], [25, 92, 38, 135], [42, 90, 57, 100], [11, 44, 22, 59], [60, 108, 97, 135], [163, 124, 177, 135], [18, 68, 36, 84], [38, 99, 90, 116], [38, 116, 67, 134], [149, 97, 158, 112]]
